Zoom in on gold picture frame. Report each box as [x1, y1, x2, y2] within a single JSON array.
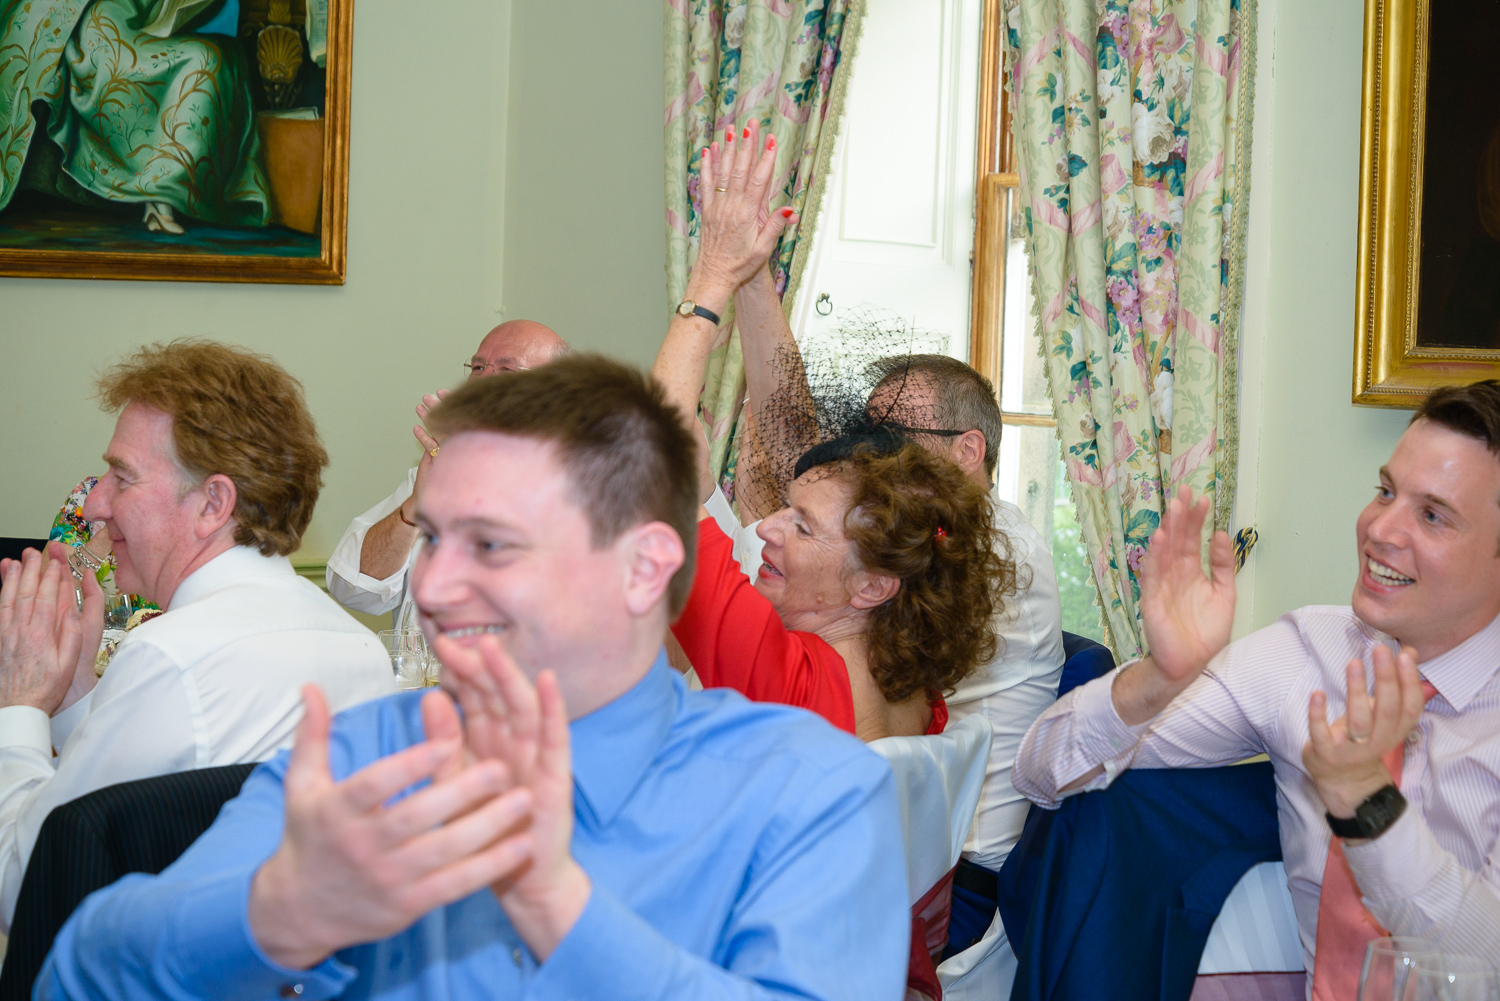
[[0, 0, 352, 284], [1354, 0, 1500, 405]]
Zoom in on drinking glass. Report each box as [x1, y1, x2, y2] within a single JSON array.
[[1402, 955, 1500, 1001], [379, 629, 427, 690], [1360, 937, 1438, 1001], [104, 592, 133, 630]]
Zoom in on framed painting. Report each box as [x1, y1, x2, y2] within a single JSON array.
[[1353, 0, 1500, 405], [0, 0, 350, 283]]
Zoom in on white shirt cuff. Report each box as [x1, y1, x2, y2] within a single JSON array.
[[1075, 664, 1151, 762], [0, 705, 55, 755], [1343, 805, 1441, 906], [50, 691, 93, 751]]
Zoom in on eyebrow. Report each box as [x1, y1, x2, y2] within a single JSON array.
[[1380, 467, 1461, 515], [101, 453, 137, 478]]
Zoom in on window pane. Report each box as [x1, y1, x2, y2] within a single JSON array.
[[994, 423, 1106, 643], [998, 192, 1051, 416]]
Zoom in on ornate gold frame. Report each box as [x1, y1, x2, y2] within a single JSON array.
[[1354, 0, 1500, 405], [0, 0, 352, 285]]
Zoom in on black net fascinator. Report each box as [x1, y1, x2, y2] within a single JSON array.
[[735, 307, 952, 518]]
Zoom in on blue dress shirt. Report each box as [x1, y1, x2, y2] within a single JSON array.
[[37, 656, 910, 1000]]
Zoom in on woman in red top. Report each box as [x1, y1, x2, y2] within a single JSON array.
[[652, 125, 1016, 742]]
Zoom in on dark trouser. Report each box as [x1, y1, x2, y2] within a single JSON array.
[[943, 858, 999, 960]]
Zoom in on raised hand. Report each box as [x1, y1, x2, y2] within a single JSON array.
[[1113, 485, 1235, 724], [1139, 485, 1236, 680], [693, 120, 798, 294], [248, 685, 535, 970], [435, 633, 591, 960], [0, 549, 84, 714], [405, 390, 449, 522], [1302, 644, 1427, 821]]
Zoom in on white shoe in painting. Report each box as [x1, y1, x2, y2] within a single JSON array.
[[143, 203, 184, 235]]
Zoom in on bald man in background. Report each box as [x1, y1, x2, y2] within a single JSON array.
[[326, 320, 570, 623]]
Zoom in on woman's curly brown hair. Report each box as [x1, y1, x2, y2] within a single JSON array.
[[834, 443, 1018, 703]]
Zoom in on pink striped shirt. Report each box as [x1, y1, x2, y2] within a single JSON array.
[[1013, 606, 1500, 969]]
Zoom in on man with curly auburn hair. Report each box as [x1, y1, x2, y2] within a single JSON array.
[[0, 340, 393, 929]]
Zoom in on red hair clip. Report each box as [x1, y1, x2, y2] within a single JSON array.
[[935, 527, 948, 540]]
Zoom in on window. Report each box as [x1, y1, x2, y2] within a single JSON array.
[[968, 3, 1104, 641]]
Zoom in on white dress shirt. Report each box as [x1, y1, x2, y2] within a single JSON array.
[[1013, 605, 1500, 969], [706, 488, 1064, 872], [0, 546, 395, 930], [326, 467, 420, 625], [946, 497, 1065, 871]]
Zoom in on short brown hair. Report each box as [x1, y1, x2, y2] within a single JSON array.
[[1413, 381, 1500, 452], [97, 340, 327, 556], [836, 443, 1017, 702], [873, 355, 1003, 475], [426, 354, 700, 617]]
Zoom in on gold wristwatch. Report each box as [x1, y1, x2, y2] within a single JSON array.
[[676, 299, 721, 325]]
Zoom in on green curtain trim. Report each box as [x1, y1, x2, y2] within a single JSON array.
[[1215, 0, 1258, 535]]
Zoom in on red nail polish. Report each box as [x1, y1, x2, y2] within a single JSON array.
[[780, 207, 794, 218], [767, 135, 776, 151], [742, 125, 750, 139], [725, 127, 733, 142]]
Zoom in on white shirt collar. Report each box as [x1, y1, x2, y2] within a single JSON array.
[[168, 546, 296, 611]]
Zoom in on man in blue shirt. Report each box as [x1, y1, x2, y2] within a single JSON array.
[[38, 355, 910, 1000]]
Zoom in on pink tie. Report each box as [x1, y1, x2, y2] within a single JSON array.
[[1311, 680, 1438, 1001]]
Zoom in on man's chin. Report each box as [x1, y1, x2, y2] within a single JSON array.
[[1351, 586, 1408, 637]]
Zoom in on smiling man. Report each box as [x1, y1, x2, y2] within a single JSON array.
[[327, 320, 570, 626], [38, 355, 910, 1001], [1014, 381, 1500, 999], [0, 341, 394, 931]]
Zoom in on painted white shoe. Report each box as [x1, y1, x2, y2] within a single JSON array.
[[143, 202, 184, 235]]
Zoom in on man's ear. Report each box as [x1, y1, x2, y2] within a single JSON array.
[[194, 473, 239, 540], [847, 571, 900, 611], [620, 521, 686, 617], [952, 429, 988, 479]]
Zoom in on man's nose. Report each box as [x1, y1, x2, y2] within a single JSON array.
[[81, 481, 109, 522], [1366, 502, 1408, 546]]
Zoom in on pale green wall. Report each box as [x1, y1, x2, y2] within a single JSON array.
[[501, 0, 667, 365], [1236, 0, 1414, 630], [0, 0, 667, 560]]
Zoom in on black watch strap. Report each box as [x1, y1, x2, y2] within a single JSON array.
[[1326, 784, 1407, 840], [688, 303, 720, 325]]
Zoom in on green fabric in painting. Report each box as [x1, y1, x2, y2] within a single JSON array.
[[1006, 0, 1256, 659], [664, 0, 862, 501], [0, 0, 270, 226]]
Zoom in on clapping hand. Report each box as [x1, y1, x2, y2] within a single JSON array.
[[692, 121, 798, 295], [0, 548, 85, 714], [248, 685, 535, 970], [435, 633, 590, 960], [1116, 486, 1236, 724], [1302, 645, 1426, 822], [406, 389, 449, 520]]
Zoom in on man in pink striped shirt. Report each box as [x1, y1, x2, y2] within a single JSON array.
[[1015, 381, 1500, 989]]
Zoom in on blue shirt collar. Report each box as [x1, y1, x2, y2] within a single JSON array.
[[568, 652, 680, 826]]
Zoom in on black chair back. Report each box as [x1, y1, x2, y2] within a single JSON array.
[[0, 539, 49, 564], [0, 764, 257, 1000]]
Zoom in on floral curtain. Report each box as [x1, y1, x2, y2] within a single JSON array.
[[1006, 0, 1257, 659], [665, 0, 864, 494]]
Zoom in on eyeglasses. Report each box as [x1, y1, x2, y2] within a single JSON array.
[[462, 360, 522, 378], [879, 423, 966, 438]]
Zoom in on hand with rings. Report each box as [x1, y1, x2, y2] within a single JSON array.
[[1301, 644, 1427, 821], [693, 120, 799, 292], [403, 390, 448, 525]]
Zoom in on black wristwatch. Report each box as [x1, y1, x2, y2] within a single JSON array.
[[1326, 784, 1407, 840], [675, 298, 721, 326]]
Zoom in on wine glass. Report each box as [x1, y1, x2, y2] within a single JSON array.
[[1360, 937, 1438, 1001], [1402, 955, 1500, 1001], [379, 629, 427, 690]]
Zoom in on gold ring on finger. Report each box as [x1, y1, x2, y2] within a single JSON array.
[[1348, 733, 1369, 744], [714, 186, 728, 192], [429, 447, 440, 458]]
